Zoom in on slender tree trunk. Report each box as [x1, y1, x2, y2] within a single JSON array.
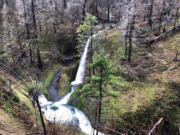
[[118, 9, 121, 23], [149, 0, 154, 29], [107, 0, 110, 23], [128, 15, 135, 62], [163, 23, 166, 33], [90, 0, 93, 14], [31, 0, 37, 37], [23, 0, 33, 64], [53, 22, 56, 33], [125, 36, 128, 59], [0, 0, 4, 12], [158, 14, 162, 34], [159, 0, 165, 34], [174, 51, 179, 62], [91, 24, 95, 74], [53, 0, 58, 33], [17, 31, 23, 55], [124, 24, 129, 59], [63, 0, 67, 8], [173, 7, 179, 33], [82, 0, 87, 21], [45, 21, 48, 36], [39, 21, 42, 33], [0, 7, 3, 42], [88, 26, 93, 78], [31, 0, 43, 70], [34, 95, 47, 135], [97, 65, 103, 135], [92, 0, 98, 17], [95, 0, 98, 17], [93, 101, 98, 135]]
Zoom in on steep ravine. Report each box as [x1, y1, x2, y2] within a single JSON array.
[[39, 29, 107, 135]]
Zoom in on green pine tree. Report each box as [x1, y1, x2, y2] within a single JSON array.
[[79, 54, 121, 132]]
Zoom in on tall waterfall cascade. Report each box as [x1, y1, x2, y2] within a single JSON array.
[[38, 29, 107, 135]]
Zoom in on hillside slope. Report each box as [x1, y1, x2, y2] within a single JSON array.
[[71, 28, 180, 134], [0, 31, 84, 135], [0, 72, 42, 134]]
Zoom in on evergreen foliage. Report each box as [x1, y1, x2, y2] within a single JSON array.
[[80, 54, 119, 98], [76, 13, 97, 45]]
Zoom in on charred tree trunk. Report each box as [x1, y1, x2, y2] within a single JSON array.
[[0, 0, 3, 41], [0, 13, 2, 41], [174, 51, 179, 62], [93, 101, 98, 135], [173, 7, 179, 33], [82, 0, 87, 21], [17, 31, 23, 55], [95, 0, 98, 17], [149, 0, 154, 29], [97, 65, 103, 135], [31, 0, 43, 70], [39, 21, 42, 33], [31, 0, 37, 37], [45, 21, 48, 36], [53, 0, 58, 33], [92, 0, 98, 17], [23, 0, 33, 64], [158, 14, 163, 34], [37, 47, 43, 70], [53, 22, 56, 33], [107, 0, 110, 23], [124, 24, 129, 59], [128, 15, 135, 62], [34, 94, 47, 135], [63, 0, 67, 8], [159, 0, 165, 34]]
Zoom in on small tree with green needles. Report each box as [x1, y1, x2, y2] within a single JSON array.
[[76, 13, 97, 52], [79, 54, 121, 133]]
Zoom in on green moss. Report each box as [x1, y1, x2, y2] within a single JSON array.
[[2, 103, 13, 113]]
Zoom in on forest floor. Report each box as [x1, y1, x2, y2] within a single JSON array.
[[0, 109, 26, 135], [0, 72, 42, 135]]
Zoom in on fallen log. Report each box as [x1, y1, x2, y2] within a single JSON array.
[[147, 26, 180, 45]]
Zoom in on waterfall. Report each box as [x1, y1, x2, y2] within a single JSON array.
[[38, 28, 107, 135], [71, 37, 91, 86], [56, 29, 106, 105]]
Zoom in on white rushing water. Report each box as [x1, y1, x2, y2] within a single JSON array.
[[39, 29, 107, 135]]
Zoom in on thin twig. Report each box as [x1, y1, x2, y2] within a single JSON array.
[[148, 117, 163, 135]]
